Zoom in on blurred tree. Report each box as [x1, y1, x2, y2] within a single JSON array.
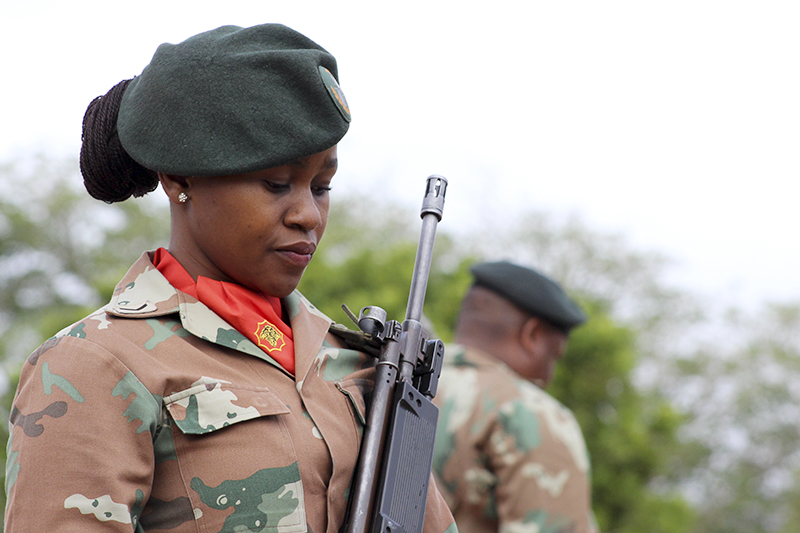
[[667, 302, 800, 533], [0, 155, 170, 367]]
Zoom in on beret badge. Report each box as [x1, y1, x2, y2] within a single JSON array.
[[319, 66, 351, 123]]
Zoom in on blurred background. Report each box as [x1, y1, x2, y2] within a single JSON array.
[[1, 1, 799, 531]]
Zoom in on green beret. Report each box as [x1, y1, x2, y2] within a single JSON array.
[[470, 261, 587, 333], [117, 24, 350, 176]]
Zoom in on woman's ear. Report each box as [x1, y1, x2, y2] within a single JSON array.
[[158, 172, 190, 204]]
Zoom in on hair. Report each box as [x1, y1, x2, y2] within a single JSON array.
[[79, 78, 159, 203]]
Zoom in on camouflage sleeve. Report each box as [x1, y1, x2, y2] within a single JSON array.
[[488, 386, 597, 533], [5, 335, 161, 532], [423, 471, 459, 533]]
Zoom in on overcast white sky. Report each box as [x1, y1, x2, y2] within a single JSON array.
[[2, 0, 799, 309]]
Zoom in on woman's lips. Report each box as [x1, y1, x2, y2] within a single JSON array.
[[277, 242, 316, 267]]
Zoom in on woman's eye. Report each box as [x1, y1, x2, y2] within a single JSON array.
[[313, 185, 332, 196], [264, 181, 290, 193]]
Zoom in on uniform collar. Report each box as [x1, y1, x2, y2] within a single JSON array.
[[107, 252, 334, 378]]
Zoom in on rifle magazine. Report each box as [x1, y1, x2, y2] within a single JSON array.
[[371, 381, 439, 533]]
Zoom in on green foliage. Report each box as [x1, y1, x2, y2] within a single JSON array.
[[0, 156, 170, 362], [668, 302, 800, 533]]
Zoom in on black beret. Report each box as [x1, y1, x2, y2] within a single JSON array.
[[470, 261, 587, 333], [117, 24, 350, 176]]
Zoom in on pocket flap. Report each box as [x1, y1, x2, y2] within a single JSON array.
[[164, 380, 290, 435], [336, 378, 370, 426]]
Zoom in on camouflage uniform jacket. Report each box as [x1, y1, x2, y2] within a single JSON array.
[[5, 252, 456, 533], [432, 345, 597, 533]]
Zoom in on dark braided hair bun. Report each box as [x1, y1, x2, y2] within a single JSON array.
[[79, 78, 159, 203]]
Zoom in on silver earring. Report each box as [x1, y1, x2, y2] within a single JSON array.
[[178, 192, 188, 203]]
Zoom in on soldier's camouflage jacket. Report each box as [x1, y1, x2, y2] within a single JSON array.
[[5, 252, 456, 533], [432, 345, 598, 533]]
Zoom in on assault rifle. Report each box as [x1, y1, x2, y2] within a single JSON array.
[[335, 175, 448, 533]]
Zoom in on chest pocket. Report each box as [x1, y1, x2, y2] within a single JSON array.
[[164, 380, 290, 434], [161, 380, 307, 533]]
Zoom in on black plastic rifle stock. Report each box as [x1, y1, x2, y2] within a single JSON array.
[[345, 175, 448, 533]]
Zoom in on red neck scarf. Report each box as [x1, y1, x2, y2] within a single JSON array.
[[153, 248, 295, 374]]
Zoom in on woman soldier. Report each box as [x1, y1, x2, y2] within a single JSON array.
[[5, 24, 456, 533]]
